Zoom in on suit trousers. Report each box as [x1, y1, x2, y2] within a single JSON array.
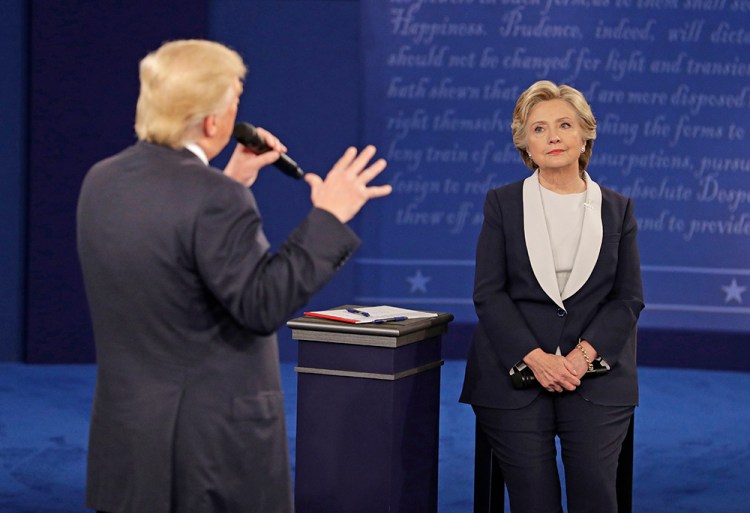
[[473, 392, 633, 513]]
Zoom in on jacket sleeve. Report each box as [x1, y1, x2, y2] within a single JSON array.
[[473, 189, 540, 371], [192, 181, 360, 334], [581, 197, 644, 364]]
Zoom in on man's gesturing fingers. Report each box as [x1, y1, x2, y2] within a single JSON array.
[[307, 145, 391, 223]]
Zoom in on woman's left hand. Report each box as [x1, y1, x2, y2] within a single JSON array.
[[523, 348, 581, 393], [565, 340, 598, 378]]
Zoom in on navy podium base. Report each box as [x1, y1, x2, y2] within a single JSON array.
[[287, 310, 453, 513]]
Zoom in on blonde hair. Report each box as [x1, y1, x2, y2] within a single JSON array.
[[135, 39, 247, 148], [510, 80, 597, 173]]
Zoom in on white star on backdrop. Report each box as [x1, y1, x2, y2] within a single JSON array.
[[721, 278, 746, 304], [406, 269, 431, 293]]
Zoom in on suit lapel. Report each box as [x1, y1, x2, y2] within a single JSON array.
[[523, 172, 565, 310], [523, 171, 603, 309], [562, 172, 603, 300]]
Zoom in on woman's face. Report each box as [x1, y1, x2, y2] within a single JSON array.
[[525, 99, 585, 175]]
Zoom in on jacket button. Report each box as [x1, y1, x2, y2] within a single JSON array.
[[557, 308, 566, 317]]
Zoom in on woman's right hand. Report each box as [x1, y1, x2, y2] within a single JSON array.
[[523, 348, 581, 393]]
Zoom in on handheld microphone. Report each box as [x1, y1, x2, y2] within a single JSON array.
[[232, 122, 304, 179]]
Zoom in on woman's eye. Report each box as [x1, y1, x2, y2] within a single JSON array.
[[561, 122, 571, 129], [533, 126, 544, 133]]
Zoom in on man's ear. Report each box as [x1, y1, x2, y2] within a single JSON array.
[[203, 115, 217, 137]]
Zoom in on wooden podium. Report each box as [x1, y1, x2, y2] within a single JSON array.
[[287, 309, 453, 513]]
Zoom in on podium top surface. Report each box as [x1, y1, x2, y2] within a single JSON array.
[[286, 307, 454, 348]]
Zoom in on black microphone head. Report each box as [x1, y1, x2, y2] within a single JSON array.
[[233, 121, 304, 180], [233, 122, 266, 152]]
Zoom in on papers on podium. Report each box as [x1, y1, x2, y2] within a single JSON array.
[[304, 306, 438, 324]]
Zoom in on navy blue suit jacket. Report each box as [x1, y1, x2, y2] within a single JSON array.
[[77, 142, 360, 513], [460, 172, 644, 410]]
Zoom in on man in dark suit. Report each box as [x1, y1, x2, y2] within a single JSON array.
[[77, 39, 391, 513]]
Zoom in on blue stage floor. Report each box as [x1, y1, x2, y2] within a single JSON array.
[[1, 361, 749, 512]]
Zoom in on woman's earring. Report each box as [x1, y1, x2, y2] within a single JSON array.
[[580, 146, 585, 153]]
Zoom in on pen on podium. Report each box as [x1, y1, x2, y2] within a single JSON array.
[[346, 308, 370, 317], [373, 316, 408, 324]]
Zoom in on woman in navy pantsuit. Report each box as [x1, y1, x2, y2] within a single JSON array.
[[460, 80, 644, 513]]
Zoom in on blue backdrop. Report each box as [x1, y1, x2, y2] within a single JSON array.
[[353, 0, 750, 333], [0, 0, 25, 361], [4, 0, 749, 365]]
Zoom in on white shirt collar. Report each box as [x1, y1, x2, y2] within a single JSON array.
[[184, 142, 209, 165], [522, 171, 603, 309]]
